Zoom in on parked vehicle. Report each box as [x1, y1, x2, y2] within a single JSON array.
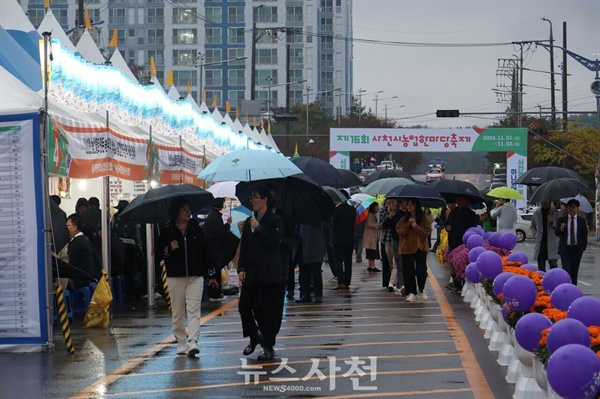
[[515, 212, 534, 242], [425, 168, 446, 182]]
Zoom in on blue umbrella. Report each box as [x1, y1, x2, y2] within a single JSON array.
[[385, 184, 446, 208], [199, 149, 302, 182], [560, 194, 593, 213]]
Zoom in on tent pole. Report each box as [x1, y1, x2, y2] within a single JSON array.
[[103, 110, 113, 333], [147, 126, 156, 308], [41, 31, 55, 351]]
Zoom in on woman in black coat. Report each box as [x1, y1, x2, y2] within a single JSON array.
[[238, 186, 283, 361]]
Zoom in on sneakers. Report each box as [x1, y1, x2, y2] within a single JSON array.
[[394, 286, 406, 296], [209, 295, 225, 302], [387, 285, 395, 292], [418, 291, 428, 301], [355, 257, 362, 263], [367, 267, 381, 273], [405, 293, 417, 302], [186, 341, 199, 357], [176, 342, 187, 355], [329, 277, 338, 283]]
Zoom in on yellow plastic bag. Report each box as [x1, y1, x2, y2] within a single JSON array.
[[84, 272, 113, 328]]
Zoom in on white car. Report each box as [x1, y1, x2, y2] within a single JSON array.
[[515, 212, 534, 242]]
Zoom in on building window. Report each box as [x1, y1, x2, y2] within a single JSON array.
[[289, 69, 303, 82], [206, 70, 222, 87], [286, 6, 302, 23], [228, 6, 244, 23], [88, 8, 101, 24], [291, 48, 303, 64], [257, 49, 277, 65], [321, 35, 333, 50], [173, 50, 196, 66], [287, 29, 303, 44], [321, 53, 333, 68], [290, 90, 303, 106], [228, 90, 245, 109], [205, 28, 222, 45], [321, 71, 334, 86], [147, 29, 164, 45], [257, 70, 277, 86], [228, 28, 245, 45], [205, 91, 222, 106], [54, 9, 68, 26], [148, 49, 164, 66], [27, 9, 45, 27], [109, 8, 126, 24], [173, 29, 197, 45], [228, 70, 245, 86], [115, 29, 125, 46], [205, 7, 222, 24], [173, 8, 196, 24], [256, 6, 277, 23], [173, 70, 197, 87], [147, 8, 164, 24], [147, 0, 163, 4], [227, 49, 246, 65], [204, 49, 222, 64], [321, 17, 333, 31]]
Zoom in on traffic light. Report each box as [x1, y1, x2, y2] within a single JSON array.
[[436, 110, 460, 118]]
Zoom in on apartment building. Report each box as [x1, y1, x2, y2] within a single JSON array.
[[21, 0, 352, 119]]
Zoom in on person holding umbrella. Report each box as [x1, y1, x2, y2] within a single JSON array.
[[158, 197, 217, 357], [554, 198, 588, 285], [490, 198, 517, 233], [396, 198, 432, 302], [530, 201, 560, 271], [238, 186, 283, 361]]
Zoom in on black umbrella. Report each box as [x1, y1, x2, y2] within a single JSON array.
[[385, 184, 446, 208], [428, 179, 485, 204], [119, 184, 214, 224], [529, 178, 589, 204], [235, 174, 335, 225], [515, 166, 587, 186], [362, 168, 414, 185], [323, 186, 349, 203], [336, 168, 362, 188], [290, 156, 345, 187]]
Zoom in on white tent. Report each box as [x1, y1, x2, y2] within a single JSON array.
[[75, 29, 106, 65], [109, 47, 138, 83], [37, 8, 77, 53]]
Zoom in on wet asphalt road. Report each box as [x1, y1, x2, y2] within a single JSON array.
[[0, 237, 598, 398]]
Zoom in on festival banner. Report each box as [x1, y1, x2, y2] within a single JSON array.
[[155, 143, 203, 186], [50, 115, 148, 180], [47, 116, 70, 176]]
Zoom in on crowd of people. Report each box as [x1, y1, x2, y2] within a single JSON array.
[[49, 184, 590, 361]]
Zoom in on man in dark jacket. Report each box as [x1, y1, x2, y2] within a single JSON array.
[[445, 196, 478, 290], [81, 196, 101, 234], [238, 186, 283, 361], [158, 197, 216, 357], [66, 214, 101, 289], [331, 200, 356, 290]]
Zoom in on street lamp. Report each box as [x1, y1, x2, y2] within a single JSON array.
[[357, 89, 382, 126], [383, 104, 405, 121], [196, 54, 247, 104], [373, 95, 397, 117]]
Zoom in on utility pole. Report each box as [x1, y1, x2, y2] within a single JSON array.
[[562, 22, 568, 131], [542, 18, 557, 127], [250, 4, 264, 100]]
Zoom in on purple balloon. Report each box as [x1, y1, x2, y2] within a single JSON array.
[[521, 263, 538, 272], [488, 232, 502, 247], [476, 250, 503, 280], [492, 272, 515, 297], [468, 246, 486, 263], [503, 275, 537, 312], [515, 313, 553, 352], [547, 344, 600, 399], [568, 296, 600, 327], [462, 231, 475, 245], [498, 232, 518, 251], [507, 251, 529, 264], [466, 234, 484, 250], [546, 318, 591, 354], [535, 270, 546, 276], [542, 268, 572, 294], [466, 227, 482, 236], [465, 262, 481, 284], [551, 283, 584, 311]]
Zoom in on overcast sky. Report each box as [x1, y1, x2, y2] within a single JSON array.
[[352, 0, 600, 128]]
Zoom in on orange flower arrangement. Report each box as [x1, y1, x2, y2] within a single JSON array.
[[542, 308, 568, 322]]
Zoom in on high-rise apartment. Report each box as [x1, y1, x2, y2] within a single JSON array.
[[21, 0, 353, 119]]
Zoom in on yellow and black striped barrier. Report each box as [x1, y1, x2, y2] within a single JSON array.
[[160, 261, 171, 310], [55, 285, 74, 353]]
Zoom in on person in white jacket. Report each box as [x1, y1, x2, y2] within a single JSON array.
[[490, 199, 517, 233]]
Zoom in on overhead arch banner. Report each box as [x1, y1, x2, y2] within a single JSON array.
[[330, 127, 528, 207]]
